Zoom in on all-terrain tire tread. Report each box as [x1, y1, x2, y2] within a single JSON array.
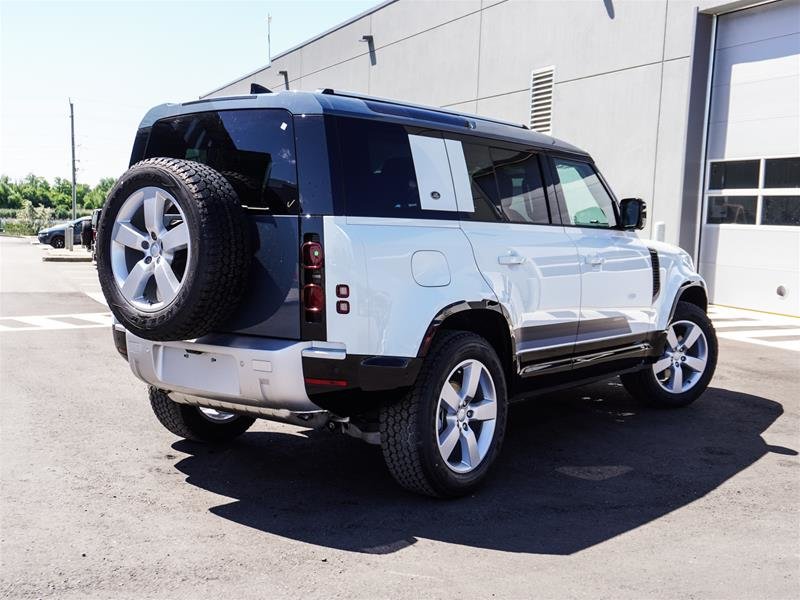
[[97, 158, 250, 341], [148, 386, 202, 441], [379, 331, 484, 497], [148, 386, 255, 442]]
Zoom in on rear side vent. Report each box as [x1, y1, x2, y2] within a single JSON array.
[[529, 66, 555, 134], [648, 248, 661, 301]]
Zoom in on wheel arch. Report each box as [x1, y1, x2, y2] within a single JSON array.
[[669, 282, 708, 323], [418, 301, 516, 380]]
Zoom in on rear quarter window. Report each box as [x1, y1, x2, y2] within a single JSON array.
[[145, 109, 299, 214], [335, 117, 421, 218]]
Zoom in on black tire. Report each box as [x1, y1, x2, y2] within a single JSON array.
[[379, 331, 508, 498], [96, 158, 251, 341], [148, 387, 255, 443], [50, 236, 64, 249], [621, 301, 718, 408]]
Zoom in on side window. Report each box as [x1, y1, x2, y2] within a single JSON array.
[[462, 143, 503, 222], [460, 142, 550, 224], [491, 148, 550, 224], [336, 117, 420, 217], [553, 158, 617, 228]]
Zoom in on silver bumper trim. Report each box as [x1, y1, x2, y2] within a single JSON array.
[[125, 331, 328, 412]]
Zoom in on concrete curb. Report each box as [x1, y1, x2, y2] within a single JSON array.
[[42, 251, 93, 263]]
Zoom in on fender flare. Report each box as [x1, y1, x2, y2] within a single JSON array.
[[416, 299, 517, 362], [668, 281, 708, 323]]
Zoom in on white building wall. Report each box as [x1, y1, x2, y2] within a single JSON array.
[[206, 0, 700, 246], [203, 0, 800, 314]]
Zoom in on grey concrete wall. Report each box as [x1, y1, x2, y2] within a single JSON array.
[[204, 0, 717, 246]]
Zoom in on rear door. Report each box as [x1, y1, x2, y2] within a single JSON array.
[[548, 156, 656, 347], [449, 138, 582, 374], [142, 108, 303, 339]]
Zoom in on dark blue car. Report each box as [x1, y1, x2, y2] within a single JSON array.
[[37, 216, 90, 248]]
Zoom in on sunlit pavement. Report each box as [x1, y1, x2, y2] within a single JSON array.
[[1, 235, 798, 599]]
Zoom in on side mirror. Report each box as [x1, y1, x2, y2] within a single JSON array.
[[619, 198, 647, 230]]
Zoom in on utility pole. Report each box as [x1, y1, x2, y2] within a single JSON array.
[[69, 99, 77, 221], [267, 14, 272, 66]]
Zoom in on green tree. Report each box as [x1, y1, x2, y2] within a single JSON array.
[[0, 174, 117, 213], [16, 174, 52, 207], [83, 177, 116, 209], [0, 176, 22, 209]]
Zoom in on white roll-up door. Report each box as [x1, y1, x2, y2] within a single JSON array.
[[699, 0, 800, 316]]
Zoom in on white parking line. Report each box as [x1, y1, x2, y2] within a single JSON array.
[[709, 306, 800, 352], [0, 312, 112, 332]]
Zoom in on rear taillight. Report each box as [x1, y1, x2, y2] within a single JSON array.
[[302, 236, 324, 322], [303, 284, 324, 314], [302, 241, 323, 269]]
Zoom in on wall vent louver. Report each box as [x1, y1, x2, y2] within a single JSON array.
[[529, 66, 555, 134]]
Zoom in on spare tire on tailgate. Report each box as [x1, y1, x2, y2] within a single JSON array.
[[96, 158, 251, 341]]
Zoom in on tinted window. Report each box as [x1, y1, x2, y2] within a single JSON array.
[[762, 196, 800, 226], [706, 196, 757, 224], [554, 159, 617, 227], [764, 157, 800, 188], [491, 148, 550, 224], [462, 143, 502, 222], [146, 109, 298, 214], [709, 160, 759, 190], [336, 117, 420, 217]]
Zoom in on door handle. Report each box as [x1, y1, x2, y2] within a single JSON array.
[[498, 253, 525, 266], [586, 255, 605, 267]]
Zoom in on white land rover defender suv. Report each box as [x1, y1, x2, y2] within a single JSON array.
[[97, 88, 717, 498]]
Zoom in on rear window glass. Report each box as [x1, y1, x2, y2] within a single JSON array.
[[335, 117, 421, 218], [145, 109, 298, 214]]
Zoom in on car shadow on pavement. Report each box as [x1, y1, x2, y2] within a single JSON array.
[[171, 381, 792, 555]]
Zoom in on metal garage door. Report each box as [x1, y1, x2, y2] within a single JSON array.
[[699, 0, 800, 316]]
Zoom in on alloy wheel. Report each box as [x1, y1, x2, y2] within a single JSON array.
[[436, 359, 497, 473], [109, 186, 191, 312], [652, 319, 709, 394], [198, 407, 238, 423]]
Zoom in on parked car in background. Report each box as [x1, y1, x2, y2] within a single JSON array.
[[37, 216, 91, 248]]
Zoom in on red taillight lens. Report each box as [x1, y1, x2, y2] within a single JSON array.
[[302, 241, 324, 269], [303, 284, 324, 316]]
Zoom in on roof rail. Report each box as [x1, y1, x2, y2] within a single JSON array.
[[317, 88, 529, 131]]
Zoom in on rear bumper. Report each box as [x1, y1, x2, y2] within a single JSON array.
[[124, 331, 335, 412], [120, 329, 423, 416]]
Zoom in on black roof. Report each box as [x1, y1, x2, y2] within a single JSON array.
[[138, 89, 589, 157]]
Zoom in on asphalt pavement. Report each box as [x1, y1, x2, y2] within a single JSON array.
[[1, 235, 798, 599]]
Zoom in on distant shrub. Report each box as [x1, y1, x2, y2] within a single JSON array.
[[15, 200, 53, 235], [2, 220, 35, 236]]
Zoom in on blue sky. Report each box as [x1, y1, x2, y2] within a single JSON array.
[[0, 0, 378, 185]]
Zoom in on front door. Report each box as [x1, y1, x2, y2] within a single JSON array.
[[549, 156, 656, 350], [447, 137, 583, 374]]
